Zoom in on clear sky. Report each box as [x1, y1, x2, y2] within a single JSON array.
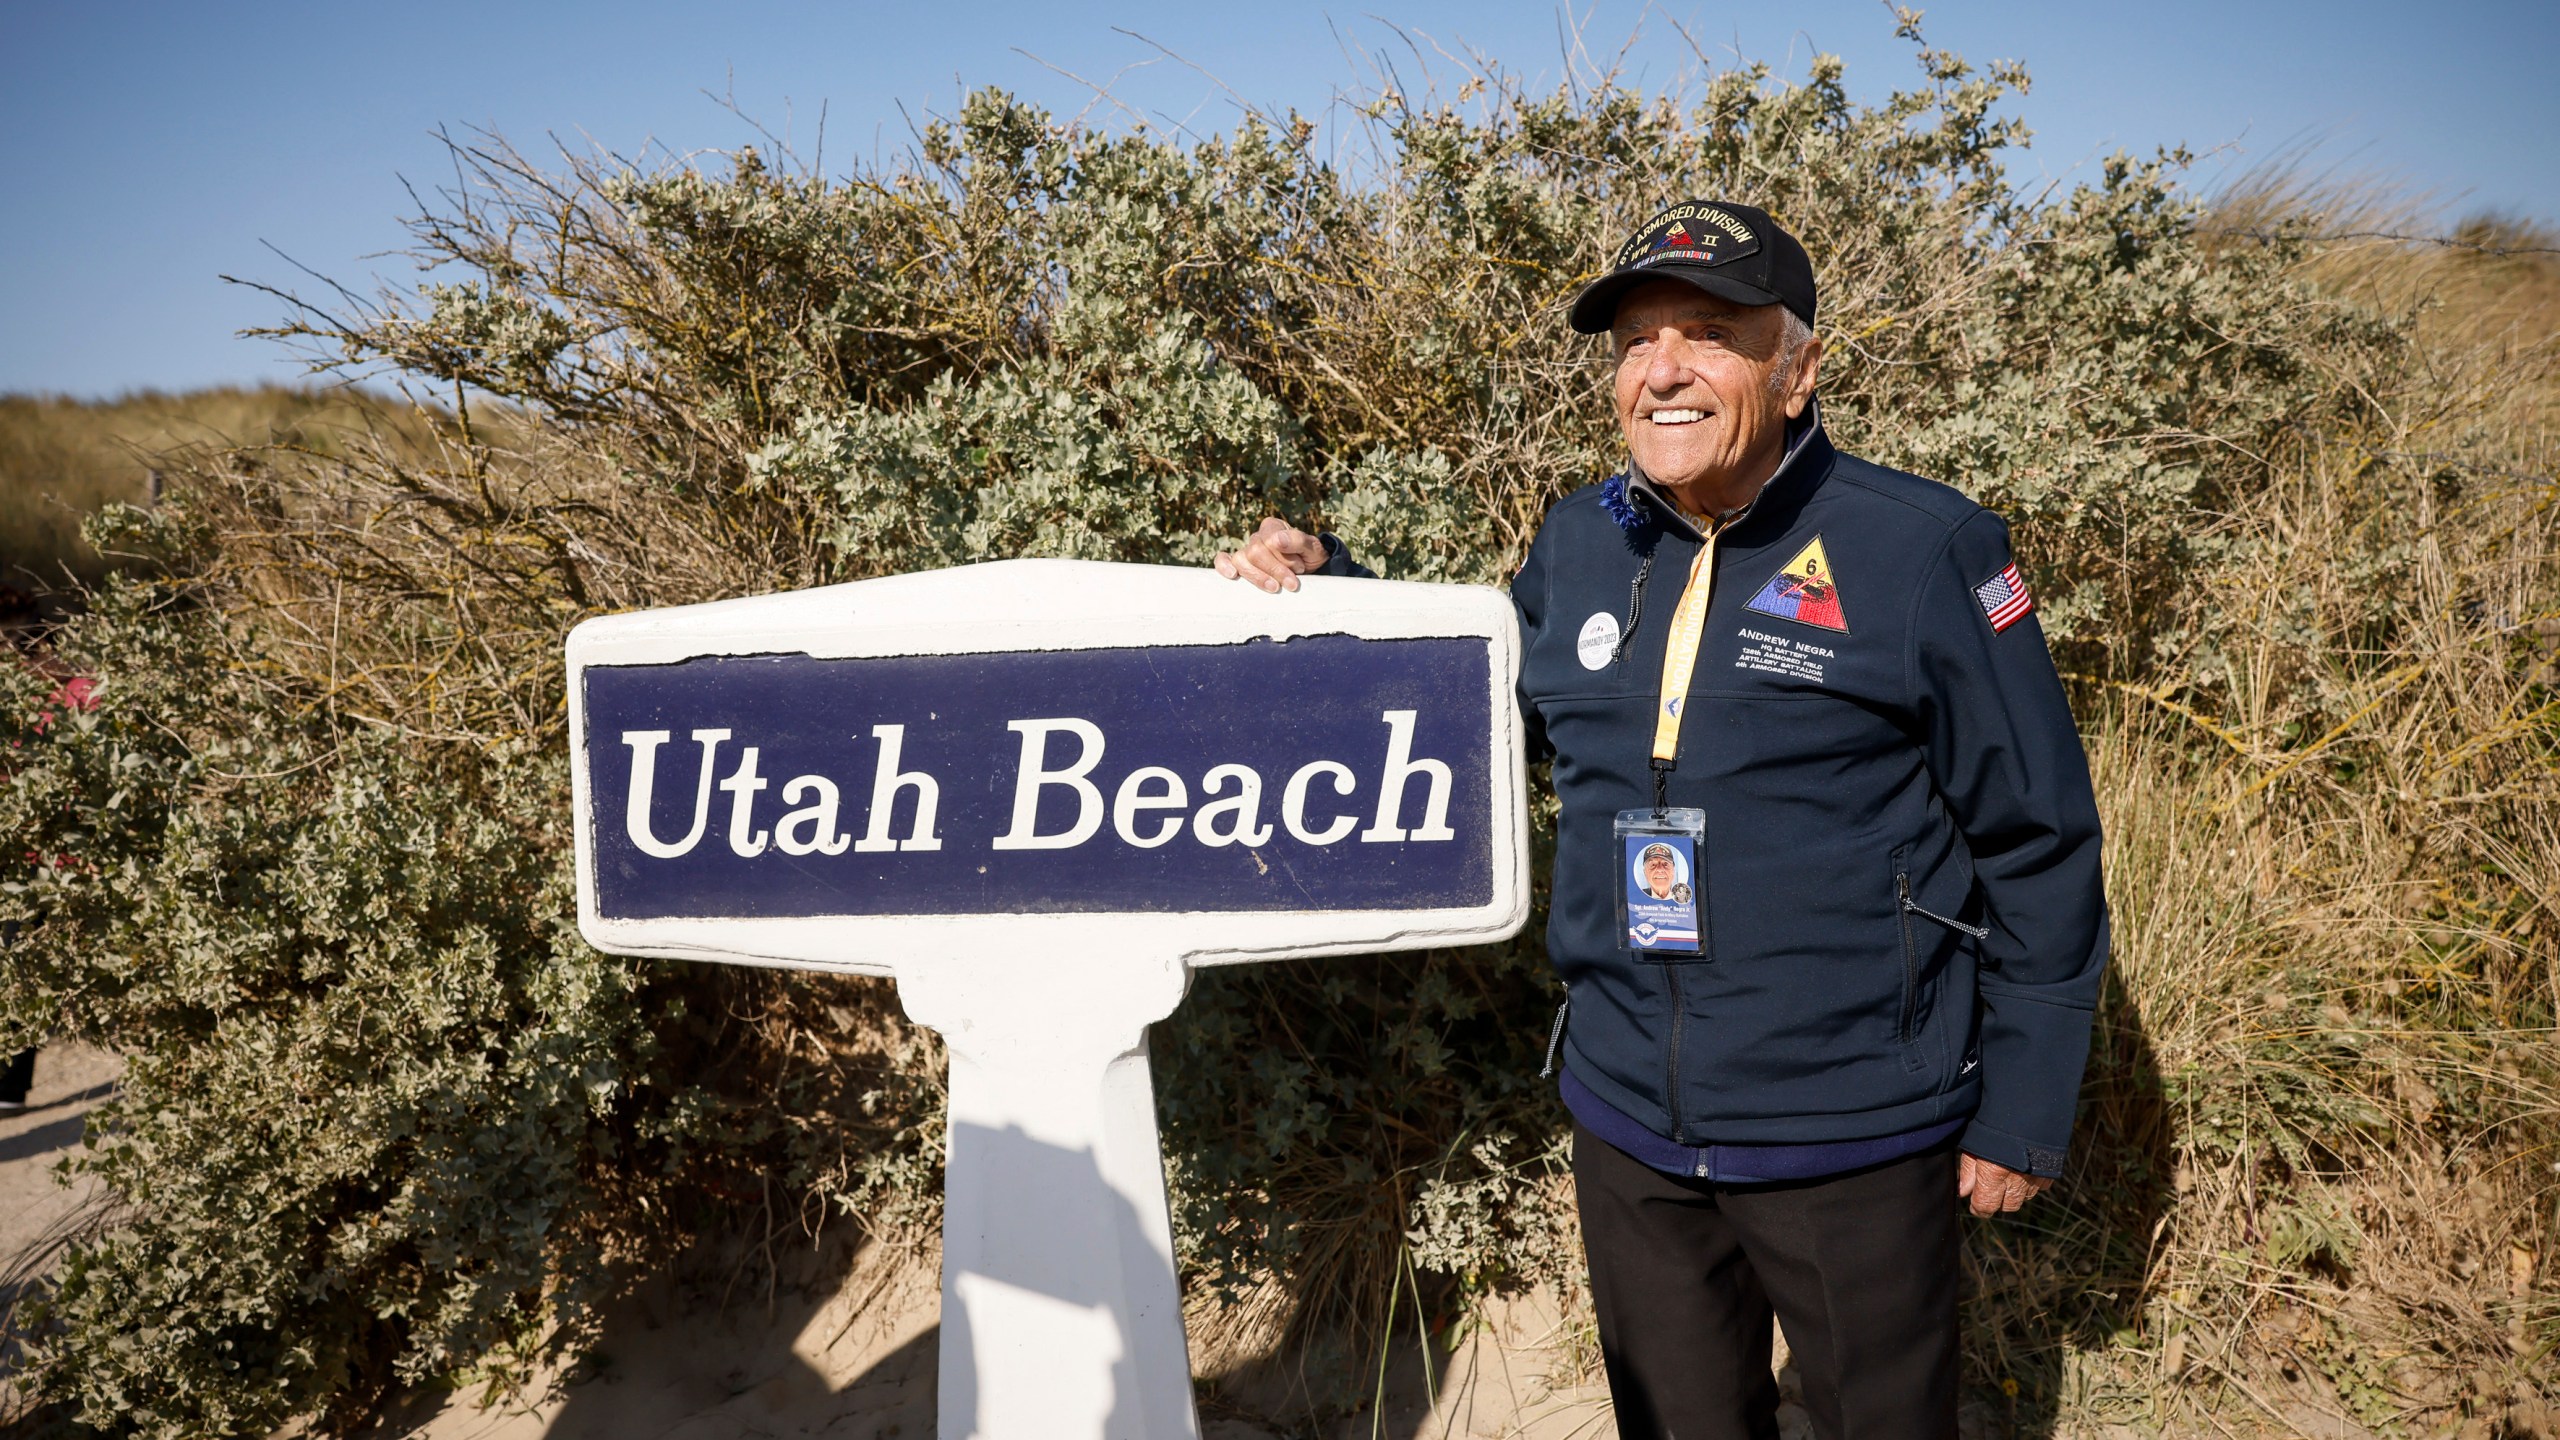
[[5, 1, 2554, 398]]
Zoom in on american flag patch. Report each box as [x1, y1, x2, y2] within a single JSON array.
[[1974, 563, 2034, 632]]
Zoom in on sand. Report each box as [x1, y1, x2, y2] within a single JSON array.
[[365, 1239, 1653, 1440], [0, 1040, 125, 1425]]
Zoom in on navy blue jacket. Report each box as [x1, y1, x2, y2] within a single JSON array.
[[1325, 415, 2110, 1177]]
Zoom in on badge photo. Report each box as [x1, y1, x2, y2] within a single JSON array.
[[1630, 838, 1692, 902], [1614, 808, 1704, 954]]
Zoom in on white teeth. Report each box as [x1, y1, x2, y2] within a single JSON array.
[[1650, 409, 1705, 424]]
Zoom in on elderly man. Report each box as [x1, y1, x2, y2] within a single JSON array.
[[1640, 843, 1680, 900], [1215, 201, 2109, 1439]]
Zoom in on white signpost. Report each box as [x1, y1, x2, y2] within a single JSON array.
[[566, 559, 1529, 1438]]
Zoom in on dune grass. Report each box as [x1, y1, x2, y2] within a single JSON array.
[[0, 387, 440, 598]]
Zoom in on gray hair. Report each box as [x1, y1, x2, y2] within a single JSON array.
[[1768, 307, 1816, 398]]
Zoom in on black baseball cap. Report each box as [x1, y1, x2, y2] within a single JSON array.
[[1567, 200, 1817, 334]]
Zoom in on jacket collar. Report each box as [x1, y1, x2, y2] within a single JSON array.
[[1626, 397, 1833, 543]]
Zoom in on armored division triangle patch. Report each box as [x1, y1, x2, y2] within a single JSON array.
[[1742, 536, 1849, 633]]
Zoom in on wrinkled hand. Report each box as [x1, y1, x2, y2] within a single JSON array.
[[1958, 1153, 2052, 1217], [1213, 516, 1328, 593]]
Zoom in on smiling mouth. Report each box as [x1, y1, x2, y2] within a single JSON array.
[[1648, 408, 1707, 426]]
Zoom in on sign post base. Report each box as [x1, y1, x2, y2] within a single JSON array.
[[895, 949, 1200, 1440]]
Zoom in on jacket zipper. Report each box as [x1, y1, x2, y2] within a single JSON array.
[[1539, 1000, 1569, 1079], [1610, 551, 1656, 668], [1894, 873, 1921, 1044], [1676, 757, 1713, 1143], [1649, 519, 1713, 1143], [1662, 962, 1688, 1145]]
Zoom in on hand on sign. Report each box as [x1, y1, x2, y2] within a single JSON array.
[[1958, 1152, 2053, 1217], [1213, 516, 1327, 594]]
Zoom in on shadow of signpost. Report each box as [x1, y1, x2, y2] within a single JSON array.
[[933, 1121, 1193, 1440]]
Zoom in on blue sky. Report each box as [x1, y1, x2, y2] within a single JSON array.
[[5, 1, 2554, 398]]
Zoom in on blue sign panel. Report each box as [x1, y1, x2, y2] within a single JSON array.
[[581, 634, 1494, 920]]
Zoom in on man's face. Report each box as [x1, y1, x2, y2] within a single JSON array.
[[1610, 281, 1817, 501], [1644, 852, 1675, 897]]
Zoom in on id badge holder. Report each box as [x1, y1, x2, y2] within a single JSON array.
[[1616, 807, 1705, 954]]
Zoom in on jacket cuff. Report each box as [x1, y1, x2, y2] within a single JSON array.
[[1959, 1117, 2069, 1179], [1315, 532, 1374, 579], [1964, 987, 2096, 1180]]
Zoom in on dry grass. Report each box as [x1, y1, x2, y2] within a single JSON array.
[[1957, 216, 2560, 1437], [0, 387, 449, 599]]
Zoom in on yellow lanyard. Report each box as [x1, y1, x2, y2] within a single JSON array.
[[1650, 519, 1722, 765]]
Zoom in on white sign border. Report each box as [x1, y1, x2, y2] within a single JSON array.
[[566, 558, 1531, 977]]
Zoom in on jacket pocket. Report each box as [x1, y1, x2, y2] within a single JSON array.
[[1891, 846, 1921, 1047], [1894, 849, 1990, 1065]]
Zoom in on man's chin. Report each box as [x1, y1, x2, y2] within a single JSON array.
[[1627, 446, 1727, 492]]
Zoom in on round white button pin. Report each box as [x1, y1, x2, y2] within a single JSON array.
[[1576, 611, 1621, 670]]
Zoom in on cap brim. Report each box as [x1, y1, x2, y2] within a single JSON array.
[[1567, 264, 1786, 334]]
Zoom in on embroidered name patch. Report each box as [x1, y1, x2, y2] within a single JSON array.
[[1742, 536, 1849, 633], [1732, 627, 1831, 685], [1975, 562, 2034, 632]]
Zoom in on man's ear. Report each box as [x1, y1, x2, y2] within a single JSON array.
[[1784, 335, 1824, 419]]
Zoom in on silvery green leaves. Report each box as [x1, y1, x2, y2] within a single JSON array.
[[382, 282, 576, 395], [1325, 446, 1470, 584], [751, 314, 1302, 572]]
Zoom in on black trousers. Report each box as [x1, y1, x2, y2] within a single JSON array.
[[1571, 1115, 1961, 1440]]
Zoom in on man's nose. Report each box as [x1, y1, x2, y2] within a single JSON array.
[[1646, 330, 1695, 390]]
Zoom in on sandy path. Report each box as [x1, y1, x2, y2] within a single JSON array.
[[0, 1040, 124, 1422], [377, 1258, 1639, 1440], [0, 1039, 122, 1283]]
